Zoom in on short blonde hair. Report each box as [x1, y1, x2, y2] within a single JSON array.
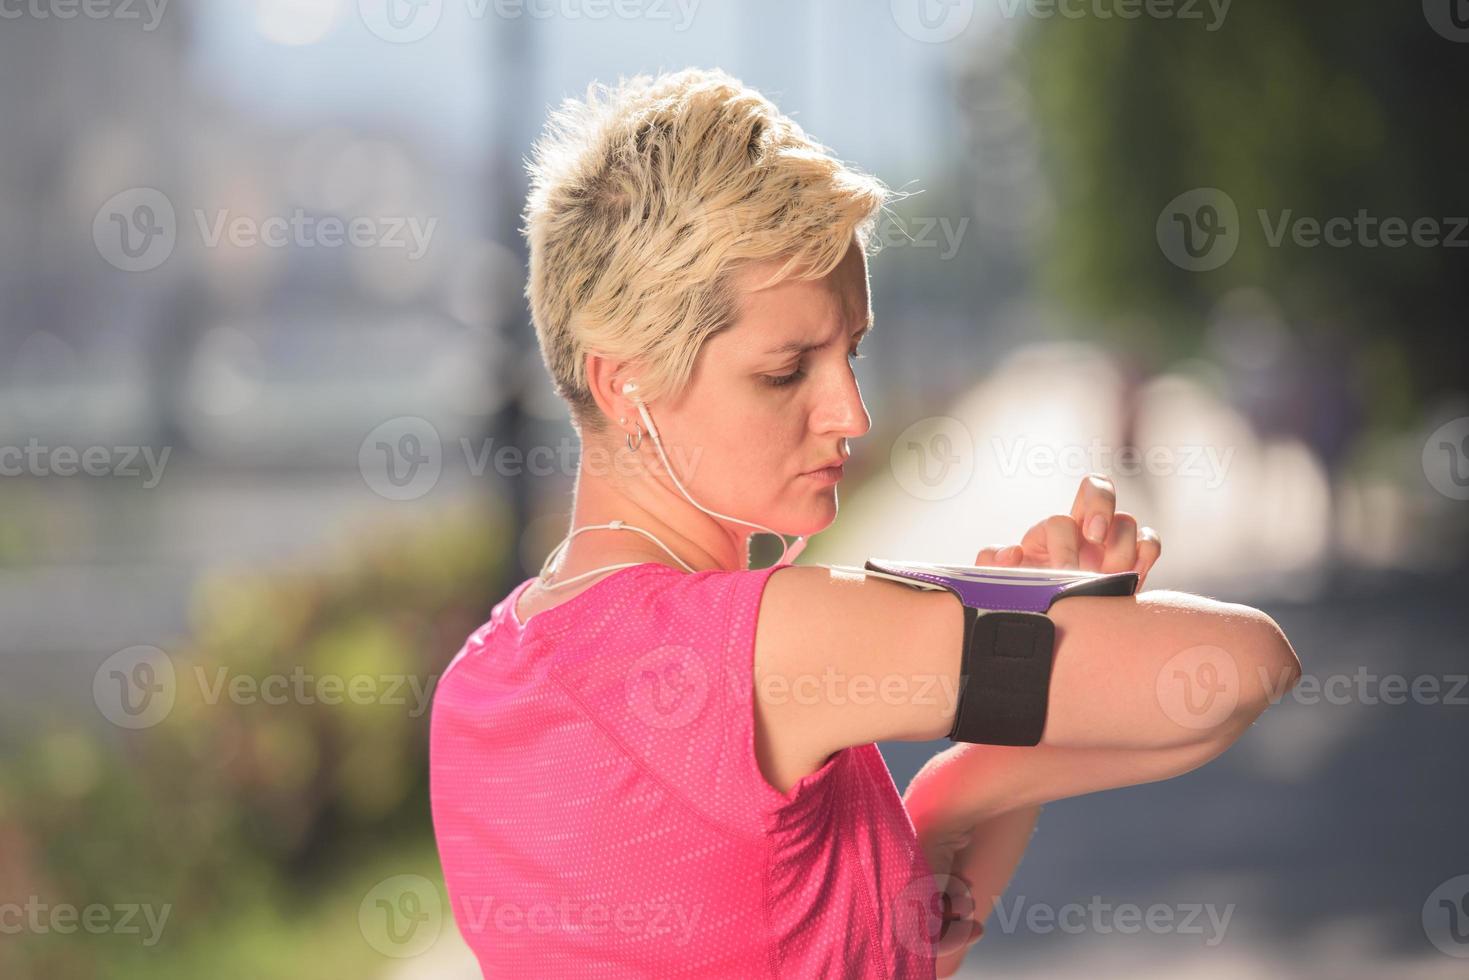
[[522, 67, 893, 432]]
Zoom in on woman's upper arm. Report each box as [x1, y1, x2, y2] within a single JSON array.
[[753, 565, 1301, 766], [753, 564, 965, 773]]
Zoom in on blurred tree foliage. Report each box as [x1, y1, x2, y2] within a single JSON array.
[[1017, 3, 1468, 431], [0, 502, 507, 978]]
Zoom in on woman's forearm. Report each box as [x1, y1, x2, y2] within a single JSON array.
[[907, 752, 1044, 976], [932, 805, 1041, 976]]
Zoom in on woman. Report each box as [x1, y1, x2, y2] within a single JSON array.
[[428, 67, 1302, 978]]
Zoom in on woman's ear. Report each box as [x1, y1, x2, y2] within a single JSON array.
[[584, 352, 640, 430]]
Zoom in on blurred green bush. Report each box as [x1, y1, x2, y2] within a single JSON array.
[[0, 500, 509, 978]]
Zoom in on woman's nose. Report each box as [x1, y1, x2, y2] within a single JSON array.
[[814, 367, 871, 439]]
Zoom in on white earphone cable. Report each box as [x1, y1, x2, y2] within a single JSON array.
[[629, 387, 807, 565], [536, 381, 808, 592]]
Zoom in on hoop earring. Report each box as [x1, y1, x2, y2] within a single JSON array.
[[626, 423, 643, 452]]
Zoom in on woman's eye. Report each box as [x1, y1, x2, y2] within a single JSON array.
[[763, 348, 864, 387], [763, 368, 805, 388]]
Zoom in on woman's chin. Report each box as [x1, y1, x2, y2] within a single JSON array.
[[785, 496, 840, 537]]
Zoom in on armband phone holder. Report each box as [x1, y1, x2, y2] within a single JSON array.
[[861, 559, 1140, 746]]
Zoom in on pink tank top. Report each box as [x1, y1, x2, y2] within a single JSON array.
[[429, 561, 940, 978]]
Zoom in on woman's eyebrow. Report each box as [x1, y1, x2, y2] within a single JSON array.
[[762, 316, 872, 357], [764, 337, 826, 356]]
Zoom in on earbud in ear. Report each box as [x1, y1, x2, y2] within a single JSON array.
[[622, 380, 640, 399]]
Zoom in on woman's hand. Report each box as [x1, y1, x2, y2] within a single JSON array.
[[974, 474, 1162, 587], [913, 826, 984, 963]]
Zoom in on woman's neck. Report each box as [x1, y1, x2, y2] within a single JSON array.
[[562, 453, 752, 576]]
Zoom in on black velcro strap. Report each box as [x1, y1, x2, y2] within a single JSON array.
[[947, 609, 1057, 746]]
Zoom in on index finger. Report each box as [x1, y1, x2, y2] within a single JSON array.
[[1070, 473, 1117, 546]]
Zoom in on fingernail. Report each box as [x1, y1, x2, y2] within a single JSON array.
[[1085, 514, 1107, 544]]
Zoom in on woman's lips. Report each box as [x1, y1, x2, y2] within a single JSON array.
[[803, 463, 844, 484]]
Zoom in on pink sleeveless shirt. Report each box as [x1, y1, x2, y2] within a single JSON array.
[[428, 561, 940, 978]]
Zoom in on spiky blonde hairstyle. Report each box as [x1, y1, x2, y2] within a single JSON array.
[[522, 67, 893, 433]]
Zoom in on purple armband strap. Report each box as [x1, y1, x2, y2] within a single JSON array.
[[862, 559, 1140, 746]]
